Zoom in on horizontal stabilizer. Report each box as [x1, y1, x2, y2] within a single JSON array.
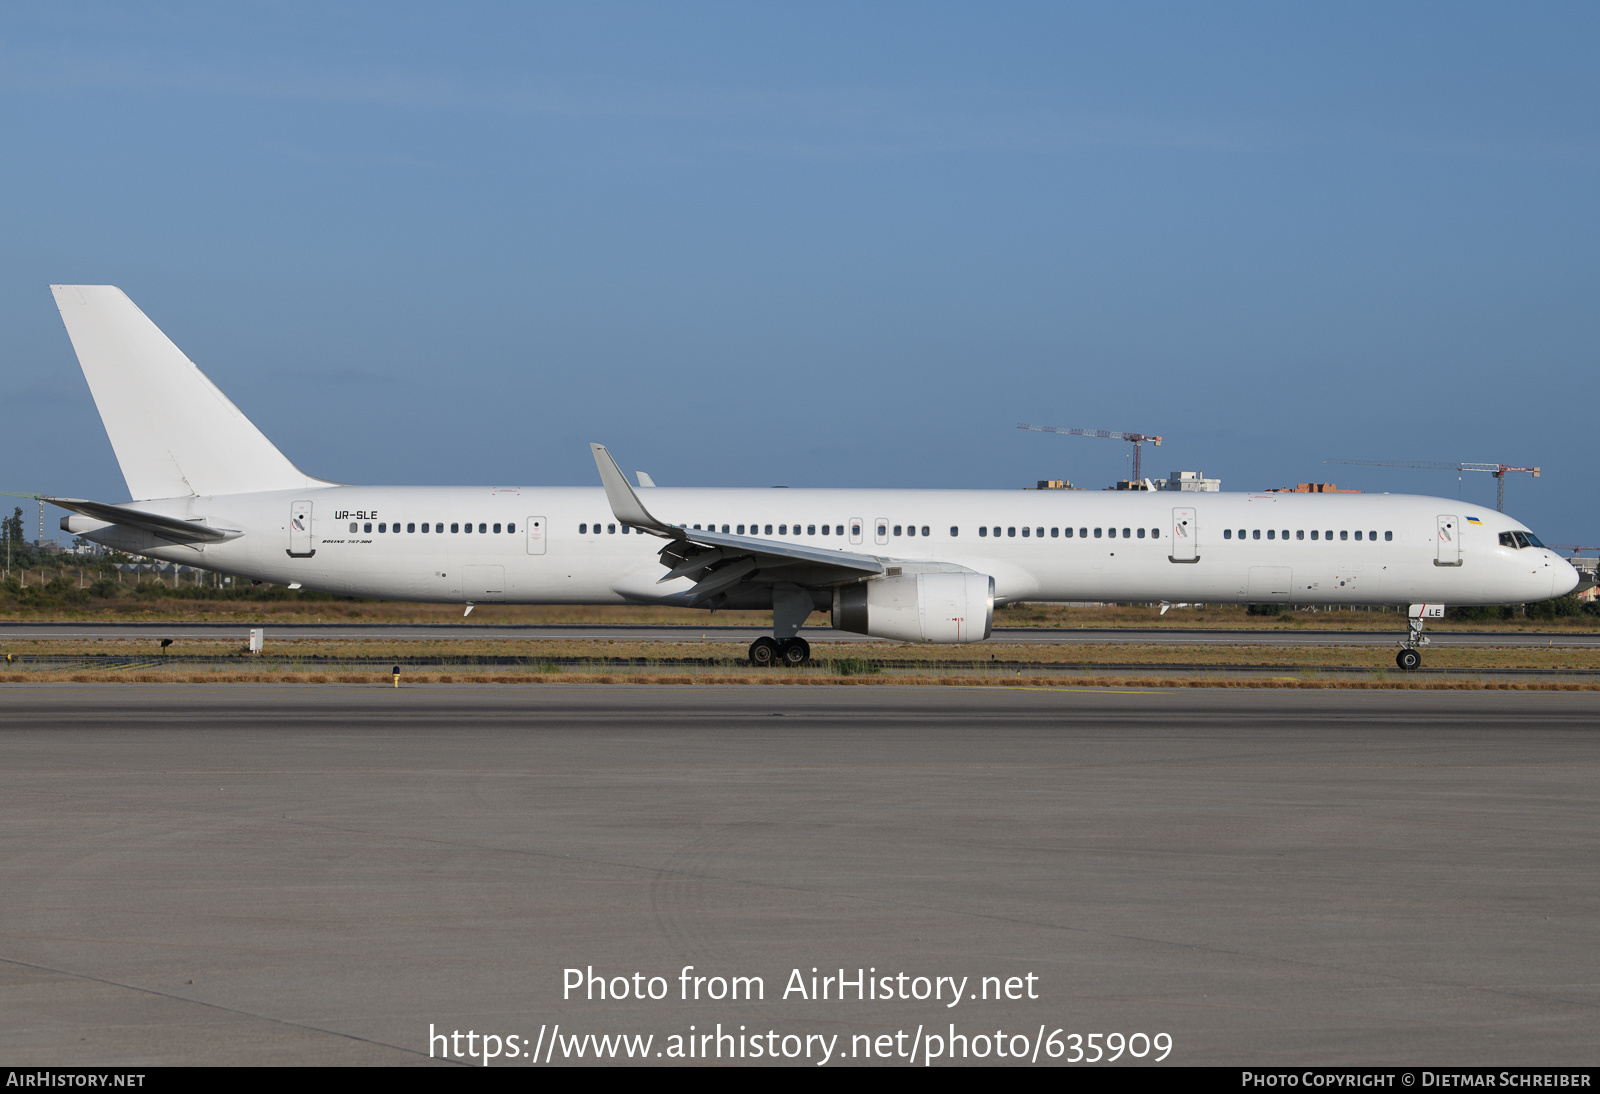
[[42, 496, 241, 543]]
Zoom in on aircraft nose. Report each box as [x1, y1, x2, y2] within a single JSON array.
[[1551, 555, 1580, 599]]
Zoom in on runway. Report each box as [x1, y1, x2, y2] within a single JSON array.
[[5, 621, 1599, 647], [2, 685, 1597, 1066]]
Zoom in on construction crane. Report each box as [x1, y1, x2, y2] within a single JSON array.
[[1018, 424, 1163, 482], [1324, 459, 1539, 512]]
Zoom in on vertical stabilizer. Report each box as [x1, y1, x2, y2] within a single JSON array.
[[51, 285, 329, 500]]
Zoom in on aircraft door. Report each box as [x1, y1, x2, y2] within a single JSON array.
[[850, 518, 864, 545], [1170, 507, 1197, 562], [1436, 515, 1461, 566], [526, 517, 546, 556], [288, 501, 315, 558], [464, 564, 506, 602], [875, 519, 888, 545]]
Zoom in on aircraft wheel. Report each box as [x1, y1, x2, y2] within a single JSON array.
[[780, 638, 810, 667], [1396, 648, 1421, 671], [749, 637, 780, 667]]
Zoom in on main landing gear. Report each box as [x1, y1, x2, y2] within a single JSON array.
[[749, 636, 810, 667], [1395, 603, 1440, 671]]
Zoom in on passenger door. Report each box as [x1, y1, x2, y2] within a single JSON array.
[[1170, 507, 1197, 562], [288, 501, 315, 557], [526, 517, 546, 556], [1436, 515, 1461, 566]]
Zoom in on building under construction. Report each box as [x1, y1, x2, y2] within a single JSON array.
[[1267, 482, 1362, 494]]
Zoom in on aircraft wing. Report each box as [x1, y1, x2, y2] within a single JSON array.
[[40, 496, 243, 544], [590, 444, 885, 604]]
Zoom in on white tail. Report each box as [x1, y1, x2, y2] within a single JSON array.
[[51, 285, 330, 501]]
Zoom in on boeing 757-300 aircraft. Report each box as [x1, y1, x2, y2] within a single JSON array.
[[36, 286, 1578, 669]]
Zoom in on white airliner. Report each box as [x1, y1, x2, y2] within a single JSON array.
[[37, 286, 1577, 670]]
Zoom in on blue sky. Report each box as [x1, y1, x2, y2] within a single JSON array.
[[2, 3, 1595, 543]]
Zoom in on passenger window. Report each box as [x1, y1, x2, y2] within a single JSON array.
[[1107, 528, 1116, 539], [1296, 530, 1304, 540], [1137, 527, 1145, 538], [379, 523, 386, 533], [1079, 528, 1088, 538], [850, 523, 860, 537], [1007, 527, 1016, 537], [1224, 529, 1233, 539], [1325, 530, 1333, 540], [779, 525, 787, 535], [1151, 528, 1159, 538], [1065, 527, 1073, 538], [721, 524, 729, 533], [1310, 530, 1318, 540], [737, 525, 745, 535], [1051, 527, 1059, 538], [979, 527, 988, 537], [507, 523, 515, 533], [1237, 529, 1245, 539], [477, 523, 486, 534], [921, 526, 929, 537], [464, 522, 473, 534], [1122, 527, 1130, 538], [1267, 530, 1275, 540], [1281, 530, 1288, 540], [450, 523, 459, 533], [421, 523, 430, 534], [1252, 530, 1260, 540], [1021, 527, 1029, 537], [1340, 530, 1348, 541], [1369, 530, 1377, 541], [765, 524, 773, 535], [364, 523, 372, 533], [807, 525, 816, 535], [1094, 528, 1102, 539], [1384, 531, 1392, 542], [837, 525, 844, 536], [894, 525, 902, 536], [408, 523, 416, 533], [823, 524, 831, 535], [1354, 530, 1362, 541], [950, 526, 959, 537], [349, 522, 357, 533], [609, 524, 616, 534], [492, 523, 501, 534], [994, 527, 1002, 537]]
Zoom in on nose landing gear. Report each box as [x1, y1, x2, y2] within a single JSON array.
[[1396, 603, 1443, 670]]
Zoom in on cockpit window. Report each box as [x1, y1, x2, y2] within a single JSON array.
[[1501, 531, 1546, 549], [1523, 532, 1545, 548]]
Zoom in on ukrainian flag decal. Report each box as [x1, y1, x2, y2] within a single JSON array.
[[1466, 516, 1483, 525]]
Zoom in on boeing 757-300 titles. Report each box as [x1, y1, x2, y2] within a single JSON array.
[[35, 286, 1578, 668]]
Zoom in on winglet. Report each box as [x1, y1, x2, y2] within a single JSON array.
[[590, 444, 680, 539]]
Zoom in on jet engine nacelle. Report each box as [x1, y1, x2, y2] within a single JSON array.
[[832, 572, 995, 643]]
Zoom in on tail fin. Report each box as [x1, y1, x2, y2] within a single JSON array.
[[51, 285, 330, 500]]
